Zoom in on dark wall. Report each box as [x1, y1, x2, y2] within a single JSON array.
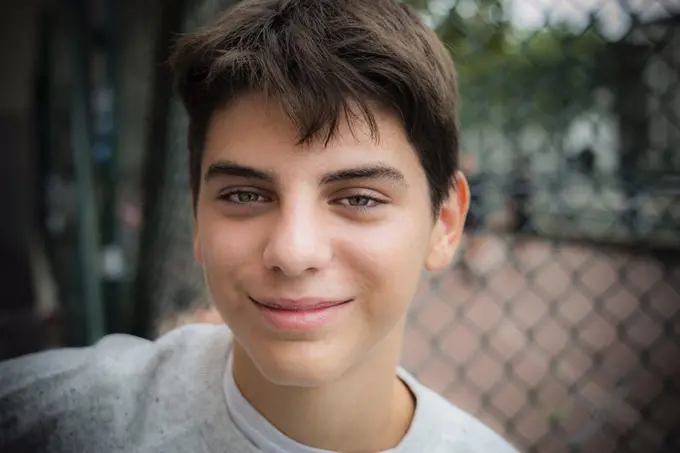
[[0, 0, 45, 358]]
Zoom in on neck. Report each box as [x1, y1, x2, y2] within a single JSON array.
[[231, 325, 415, 453]]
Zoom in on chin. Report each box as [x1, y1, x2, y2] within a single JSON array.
[[248, 338, 353, 387]]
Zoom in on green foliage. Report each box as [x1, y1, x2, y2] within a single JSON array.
[[404, 0, 613, 127]]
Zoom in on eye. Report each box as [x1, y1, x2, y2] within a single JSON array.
[[220, 190, 270, 204], [335, 194, 384, 210]]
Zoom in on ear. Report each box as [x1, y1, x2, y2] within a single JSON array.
[[425, 171, 470, 272]]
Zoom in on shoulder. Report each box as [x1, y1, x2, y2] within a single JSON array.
[[0, 324, 232, 452], [0, 323, 231, 394], [400, 369, 521, 453]]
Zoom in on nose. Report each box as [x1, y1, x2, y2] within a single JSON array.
[[262, 202, 332, 277]]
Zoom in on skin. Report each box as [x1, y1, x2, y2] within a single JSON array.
[[193, 93, 469, 452]]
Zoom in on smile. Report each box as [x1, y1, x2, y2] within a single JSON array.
[[249, 297, 353, 330]]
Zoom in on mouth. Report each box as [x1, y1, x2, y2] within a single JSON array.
[[250, 297, 352, 311], [249, 296, 353, 330]]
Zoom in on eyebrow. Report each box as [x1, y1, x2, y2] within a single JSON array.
[[204, 161, 406, 187], [204, 161, 275, 183], [319, 164, 406, 187]]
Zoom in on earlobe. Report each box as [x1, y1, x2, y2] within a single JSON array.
[[425, 172, 470, 272]]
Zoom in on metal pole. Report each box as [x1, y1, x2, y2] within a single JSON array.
[[67, 0, 105, 344], [130, 0, 188, 339]]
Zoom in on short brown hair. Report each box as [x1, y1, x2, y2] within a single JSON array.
[[170, 0, 459, 213]]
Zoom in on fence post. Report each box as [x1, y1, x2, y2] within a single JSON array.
[[67, 0, 105, 344]]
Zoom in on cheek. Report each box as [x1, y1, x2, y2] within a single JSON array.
[[200, 215, 260, 259], [343, 217, 430, 314], [198, 219, 262, 293]]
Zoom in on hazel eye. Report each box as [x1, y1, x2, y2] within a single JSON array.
[[334, 194, 385, 211], [342, 196, 378, 208], [221, 190, 270, 204]]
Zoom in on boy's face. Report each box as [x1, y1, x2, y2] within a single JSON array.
[[194, 94, 468, 386]]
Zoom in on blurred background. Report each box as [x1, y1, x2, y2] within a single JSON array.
[[0, 0, 678, 452]]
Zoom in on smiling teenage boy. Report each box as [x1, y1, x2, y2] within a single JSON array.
[[0, 1, 520, 452]]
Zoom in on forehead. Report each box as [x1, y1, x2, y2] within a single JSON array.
[[202, 94, 426, 181]]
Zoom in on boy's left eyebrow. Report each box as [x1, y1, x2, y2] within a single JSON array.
[[319, 164, 407, 187]]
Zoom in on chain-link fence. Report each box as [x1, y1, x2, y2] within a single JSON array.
[[133, 1, 680, 452]]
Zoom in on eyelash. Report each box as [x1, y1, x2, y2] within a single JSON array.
[[218, 190, 385, 211], [219, 190, 271, 205]]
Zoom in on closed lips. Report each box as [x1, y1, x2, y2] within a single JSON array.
[[249, 297, 353, 311]]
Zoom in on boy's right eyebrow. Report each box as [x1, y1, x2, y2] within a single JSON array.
[[204, 161, 275, 183]]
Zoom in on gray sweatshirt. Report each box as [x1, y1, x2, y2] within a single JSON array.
[[0, 324, 519, 453]]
